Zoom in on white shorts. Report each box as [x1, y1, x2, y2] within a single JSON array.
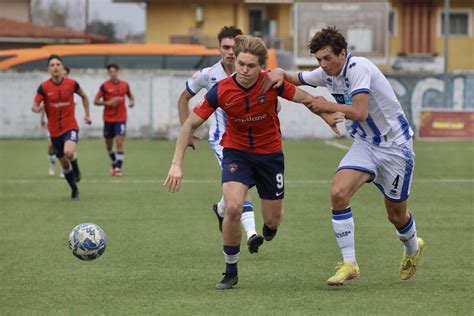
[[209, 140, 224, 168], [337, 138, 415, 202]]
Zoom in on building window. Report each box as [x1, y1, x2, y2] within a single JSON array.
[[439, 10, 471, 36], [389, 8, 398, 37], [249, 8, 265, 37]]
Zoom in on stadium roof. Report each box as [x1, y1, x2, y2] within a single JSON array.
[[0, 17, 108, 44]]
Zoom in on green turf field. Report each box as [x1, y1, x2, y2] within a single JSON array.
[[0, 139, 472, 314]]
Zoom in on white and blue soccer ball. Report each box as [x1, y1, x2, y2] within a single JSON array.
[[68, 223, 107, 261]]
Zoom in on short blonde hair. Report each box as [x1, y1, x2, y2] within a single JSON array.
[[234, 35, 268, 66]]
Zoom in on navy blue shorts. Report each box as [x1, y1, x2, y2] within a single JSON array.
[[103, 121, 126, 139], [222, 148, 285, 200], [51, 130, 79, 158]]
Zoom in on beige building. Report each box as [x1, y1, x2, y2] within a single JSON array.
[[0, 0, 31, 23], [116, 0, 292, 48], [117, 0, 473, 71]]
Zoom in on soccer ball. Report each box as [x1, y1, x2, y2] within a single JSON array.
[[68, 223, 107, 261]]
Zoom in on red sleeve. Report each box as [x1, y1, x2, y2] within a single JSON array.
[[277, 80, 296, 100], [193, 97, 216, 121], [126, 83, 132, 97], [97, 83, 105, 97], [34, 84, 44, 103], [34, 94, 44, 103]]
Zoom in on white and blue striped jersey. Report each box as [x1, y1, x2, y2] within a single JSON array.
[[186, 61, 229, 144], [298, 53, 413, 146]]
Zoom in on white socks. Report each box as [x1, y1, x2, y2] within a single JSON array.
[[217, 196, 226, 217], [241, 201, 257, 240], [396, 212, 419, 256], [332, 207, 356, 265], [48, 154, 56, 163]]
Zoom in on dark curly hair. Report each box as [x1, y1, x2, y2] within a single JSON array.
[[217, 26, 243, 44], [47, 54, 62, 65], [106, 63, 120, 71], [308, 26, 347, 56]]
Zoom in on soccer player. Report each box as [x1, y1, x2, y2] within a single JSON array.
[[40, 66, 70, 177], [264, 26, 424, 285], [94, 64, 135, 177], [177, 26, 265, 254], [165, 35, 344, 289], [32, 55, 91, 199]]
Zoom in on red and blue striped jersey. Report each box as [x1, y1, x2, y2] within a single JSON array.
[[193, 72, 296, 154], [96, 80, 131, 123], [35, 77, 79, 137]]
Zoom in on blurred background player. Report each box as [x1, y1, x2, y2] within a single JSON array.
[[265, 26, 423, 286], [40, 66, 70, 177], [32, 55, 91, 200], [165, 35, 344, 289], [177, 26, 264, 254], [94, 64, 135, 177]]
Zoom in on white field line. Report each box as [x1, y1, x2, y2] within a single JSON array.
[[324, 140, 350, 150], [3, 178, 473, 185]]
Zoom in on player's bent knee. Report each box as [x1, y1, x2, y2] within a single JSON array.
[[331, 186, 350, 207], [64, 151, 74, 160], [387, 212, 407, 226], [225, 203, 243, 222], [265, 217, 281, 229], [264, 210, 283, 228]]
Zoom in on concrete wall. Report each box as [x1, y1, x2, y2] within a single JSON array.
[[0, 70, 339, 140], [0, 71, 472, 139]]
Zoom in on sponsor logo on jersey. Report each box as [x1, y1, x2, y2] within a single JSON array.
[[223, 101, 237, 107], [332, 94, 346, 104], [233, 114, 267, 123], [50, 101, 71, 108]]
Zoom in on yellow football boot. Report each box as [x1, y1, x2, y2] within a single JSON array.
[[400, 237, 424, 280], [327, 262, 360, 286]]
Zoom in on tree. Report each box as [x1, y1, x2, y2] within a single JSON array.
[[31, 0, 68, 27], [87, 20, 118, 42]]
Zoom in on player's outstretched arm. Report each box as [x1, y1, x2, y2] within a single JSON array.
[[39, 105, 46, 127], [177, 89, 201, 150], [164, 112, 205, 193], [76, 87, 92, 125], [262, 68, 301, 93], [305, 93, 369, 122], [318, 112, 345, 136], [177, 90, 193, 125], [291, 88, 345, 135], [127, 88, 135, 108]]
